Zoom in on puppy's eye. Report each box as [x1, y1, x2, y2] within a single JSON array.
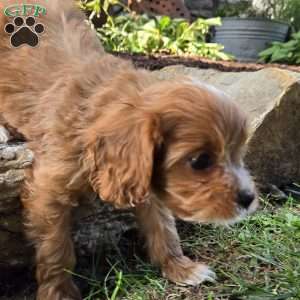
[[189, 153, 213, 170]]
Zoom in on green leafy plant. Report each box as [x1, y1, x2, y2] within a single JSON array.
[[259, 31, 300, 64], [97, 14, 233, 60]]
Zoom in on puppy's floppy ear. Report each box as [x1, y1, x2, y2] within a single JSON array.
[[84, 105, 162, 208]]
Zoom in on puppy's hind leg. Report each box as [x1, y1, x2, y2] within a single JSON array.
[[135, 199, 216, 286]]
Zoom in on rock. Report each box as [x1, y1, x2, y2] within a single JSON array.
[[0, 144, 34, 269], [153, 66, 300, 187], [72, 200, 135, 258]]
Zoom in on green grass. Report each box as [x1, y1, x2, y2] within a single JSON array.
[[74, 196, 300, 300]]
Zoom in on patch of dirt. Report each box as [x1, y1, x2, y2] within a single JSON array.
[[115, 53, 300, 72]]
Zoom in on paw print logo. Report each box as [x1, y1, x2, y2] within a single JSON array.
[[4, 16, 44, 48]]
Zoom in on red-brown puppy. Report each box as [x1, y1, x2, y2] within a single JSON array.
[[0, 1, 258, 299]]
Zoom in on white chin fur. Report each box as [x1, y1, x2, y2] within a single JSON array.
[[214, 208, 248, 227], [211, 199, 259, 227]]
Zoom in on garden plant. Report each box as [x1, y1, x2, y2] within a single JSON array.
[[259, 31, 300, 64], [98, 15, 232, 59], [79, 0, 232, 60]]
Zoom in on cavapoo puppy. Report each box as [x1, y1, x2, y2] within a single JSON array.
[[0, 0, 258, 299]]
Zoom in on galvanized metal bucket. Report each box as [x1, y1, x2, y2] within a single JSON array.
[[213, 18, 290, 62]]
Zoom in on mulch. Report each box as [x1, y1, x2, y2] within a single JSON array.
[[115, 52, 300, 73]]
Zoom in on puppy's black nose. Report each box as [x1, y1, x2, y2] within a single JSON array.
[[237, 190, 255, 209]]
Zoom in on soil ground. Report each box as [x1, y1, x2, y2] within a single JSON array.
[[116, 53, 300, 73]]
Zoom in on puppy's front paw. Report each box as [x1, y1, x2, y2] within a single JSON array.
[[0, 126, 10, 143], [181, 262, 216, 286], [162, 256, 216, 286]]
